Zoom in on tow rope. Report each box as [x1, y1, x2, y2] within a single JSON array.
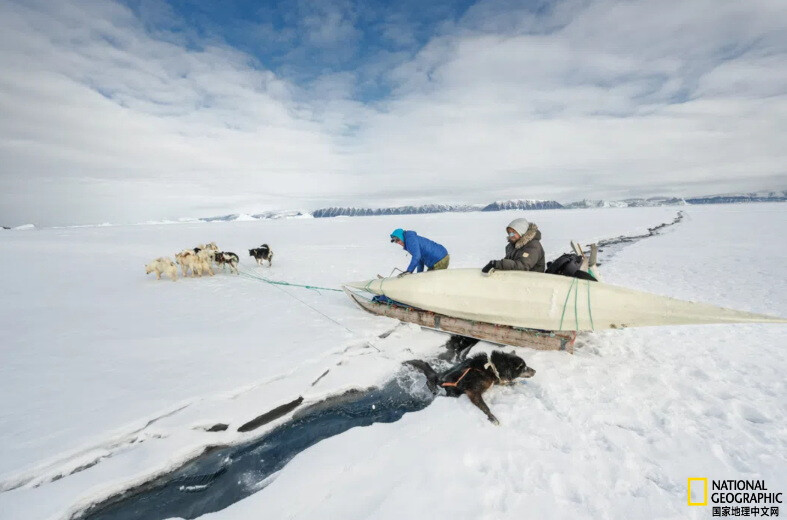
[[238, 268, 342, 292], [236, 267, 361, 341]]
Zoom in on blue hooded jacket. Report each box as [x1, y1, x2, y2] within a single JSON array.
[[402, 230, 448, 273]]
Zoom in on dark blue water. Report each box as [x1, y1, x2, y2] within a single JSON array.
[[79, 372, 434, 520]]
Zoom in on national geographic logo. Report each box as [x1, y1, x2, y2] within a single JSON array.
[[688, 478, 783, 517]]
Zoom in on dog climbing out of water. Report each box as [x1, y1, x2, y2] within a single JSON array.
[[441, 335, 480, 362], [249, 244, 274, 266], [214, 251, 240, 274], [406, 351, 535, 425]]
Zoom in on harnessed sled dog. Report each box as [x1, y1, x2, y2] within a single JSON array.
[[249, 244, 274, 266], [406, 350, 536, 425], [214, 251, 240, 274], [145, 257, 178, 281]]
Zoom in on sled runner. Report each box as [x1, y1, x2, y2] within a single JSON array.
[[344, 288, 577, 352]]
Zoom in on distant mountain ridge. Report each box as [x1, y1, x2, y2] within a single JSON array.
[[308, 191, 784, 219], [481, 199, 563, 211], [191, 191, 785, 222], [200, 210, 308, 222], [312, 203, 483, 218], [565, 197, 686, 208], [313, 200, 563, 218], [5, 190, 784, 229], [685, 193, 787, 204]]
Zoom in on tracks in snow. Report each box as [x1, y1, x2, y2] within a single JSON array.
[[594, 210, 685, 264]]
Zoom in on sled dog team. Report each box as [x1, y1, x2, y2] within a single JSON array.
[[145, 242, 274, 281]]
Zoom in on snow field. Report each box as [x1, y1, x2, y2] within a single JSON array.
[[0, 204, 783, 519]]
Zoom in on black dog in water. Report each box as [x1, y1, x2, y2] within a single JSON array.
[[441, 335, 480, 362], [406, 350, 536, 425]]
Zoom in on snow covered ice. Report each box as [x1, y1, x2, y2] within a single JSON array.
[[0, 204, 784, 520]]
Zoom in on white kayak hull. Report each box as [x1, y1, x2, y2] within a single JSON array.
[[344, 269, 787, 332]]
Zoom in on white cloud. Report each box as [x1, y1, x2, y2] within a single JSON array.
[[349, 0, 787, 202], [0, 0, 356, 225], [0, 0, 784, 226]]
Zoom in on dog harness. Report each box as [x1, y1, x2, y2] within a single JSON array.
[[440, 367, 473, 388], [484, 356, 501, 382], [440, 355, 501, 388]]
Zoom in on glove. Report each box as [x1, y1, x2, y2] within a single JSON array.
[[481, 261, 496, 274], [397, 271, 412, 278]]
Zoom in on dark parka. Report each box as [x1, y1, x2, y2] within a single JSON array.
[[492, 223, 546, 272]]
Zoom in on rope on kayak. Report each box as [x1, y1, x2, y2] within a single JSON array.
[[558, 278, 596, 332], [559, 278, 581, 331], [586, 279, 595, 331], [574, 277, 580, 331], [558, 278, 575, 331]]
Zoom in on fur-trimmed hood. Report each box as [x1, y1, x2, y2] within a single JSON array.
[[497, 222, 545, 272], [514, 223, 541, 248]]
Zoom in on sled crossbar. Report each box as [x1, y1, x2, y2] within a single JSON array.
[[345, 289, 576, 353]]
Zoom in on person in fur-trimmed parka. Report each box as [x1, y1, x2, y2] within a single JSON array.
[[481, 218, 545, 273]]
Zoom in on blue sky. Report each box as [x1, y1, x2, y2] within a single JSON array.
[[0, 0, 785, 225], [125, 0, 479, 101]]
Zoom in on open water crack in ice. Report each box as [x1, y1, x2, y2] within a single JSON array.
[[75, 372, 434, 520]]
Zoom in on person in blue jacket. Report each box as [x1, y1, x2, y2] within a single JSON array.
[[390, 228, 450, 275]]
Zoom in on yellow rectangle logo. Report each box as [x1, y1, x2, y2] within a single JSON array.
[[688, 478, 708, 506]]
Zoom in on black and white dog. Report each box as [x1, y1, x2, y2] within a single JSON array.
[[406, 350, 536, 425], [249, 244, 274, 266], [214, 251, 239, 274]]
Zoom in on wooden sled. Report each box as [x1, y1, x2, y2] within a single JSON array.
[[345, 288, 577, 353]]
